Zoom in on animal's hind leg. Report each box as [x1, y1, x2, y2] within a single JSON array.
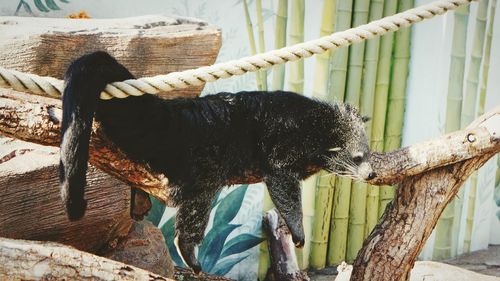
[[174, 188, 216, 274], [264, 171, 304, 248]]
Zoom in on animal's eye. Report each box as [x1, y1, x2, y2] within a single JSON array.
[[353, 155, 363, 164]]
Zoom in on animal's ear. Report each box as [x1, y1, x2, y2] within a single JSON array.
[[361, 116, 371, 123], [328, 147, 341, 152]]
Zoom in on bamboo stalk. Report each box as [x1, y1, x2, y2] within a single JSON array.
[[287, 0, 305, 93], [256, 0, 268, 91], [311, 0, 337, 101], [309, 172, 335, 269], [454, 0, 488, 257], [327, 177, 351, 266], [432, 4, 471, 261], [326, 0, 353, 266], [461, 0, 489, 128], [376, 0, 414, 241], [362, 0, 385, 238], [345, 0, 371, 264], [271, 0, 289, 91], [327, 0, 354, 102], [242, 0, 263, 90], [464, 0, 496, 253], [309, 0, 337, 270], [300, 176, 316, 270], [373, 0, 398, 217]]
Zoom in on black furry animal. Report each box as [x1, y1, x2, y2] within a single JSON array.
[[60, 51, 376, 273]]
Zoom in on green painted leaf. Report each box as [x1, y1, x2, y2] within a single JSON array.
[[210, 189, 223, 210], [211, 254, 250, 276], [145, 196, 166, 226], [33, 0, 50, 12], [15, 1, 33, 15], [198, 224, 240, 272], [212, 185, 248, 227], [160, 215, 186, 267], [220, 233, 264, 259], [497, 210, 500, 221], [59, 0, 70, 3], [45, 0, 60, 10]]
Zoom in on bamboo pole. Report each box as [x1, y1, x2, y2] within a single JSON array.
[[373, 0, 398, 217], [437, 0, 490, 259], [287, 0, 305, 93], [256, 0, 268, 91], [271, 0, 289, 91], [433, 4, 471, 260], [327, 0, 354, 102], [327, 0, 353, 266], [242, 0, 263, 90], [464, 0, 496, 253], [361, 0, 385, 238], [311, 0, 337, 101], [345, 0, 371, 264], [432, 3, 471, 260], [309, 172, 334, 269], [376, 0, 413, 241], [309, 0, 337, 270]]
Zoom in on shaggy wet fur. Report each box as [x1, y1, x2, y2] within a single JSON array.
[[59, 51, 374, 273]]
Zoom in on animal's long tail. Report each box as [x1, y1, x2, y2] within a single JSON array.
[[60, 51, 134, 220]]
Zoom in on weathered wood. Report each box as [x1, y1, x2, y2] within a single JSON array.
[[350, 108, 500, 281], [0, 236, 233, 281], [0, 237, 174, 281], [0, 137, 132, 253], [263, 209, 309, 281], [105, 220, 175, 278], [0, 15, 221, 99]]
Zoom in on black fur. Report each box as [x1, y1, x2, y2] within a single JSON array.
[[60, 51, 374, 273]]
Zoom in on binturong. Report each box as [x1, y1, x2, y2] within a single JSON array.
[[59, 51, 376, 274]]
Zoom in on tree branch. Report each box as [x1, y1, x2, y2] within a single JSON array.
[[1, 89, 498, 204], [0, 237, 173, 280], [350, 106, 500, 280]]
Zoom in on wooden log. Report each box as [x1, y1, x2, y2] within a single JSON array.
[[105, 220, 175, 278], [0, 137, 132, 253], [263, 209, 309, 281], [0, 15, 221, 99], [0, 237, 172, 281], [350, 108, 500, 280], [0, 237, 233, 281]]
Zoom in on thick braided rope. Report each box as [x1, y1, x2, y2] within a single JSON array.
[[0, 0, 476, 100]]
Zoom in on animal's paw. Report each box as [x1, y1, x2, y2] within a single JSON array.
[[290, 228, 305, 248], [174, 235, 202, 274]]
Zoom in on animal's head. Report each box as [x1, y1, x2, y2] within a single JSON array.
[[324, 103, 376, 181]]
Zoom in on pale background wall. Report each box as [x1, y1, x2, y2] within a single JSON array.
[[1, 0, 499, 278]]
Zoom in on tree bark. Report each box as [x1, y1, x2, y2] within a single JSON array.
[[263, 209, 310, 281], [0, 137, 132, 253], [0, 237, 174, 281], [0, 237, 233, 281], [350, 108, 500, 280]]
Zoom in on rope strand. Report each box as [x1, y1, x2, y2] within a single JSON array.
[[0, 0, 476, 100]]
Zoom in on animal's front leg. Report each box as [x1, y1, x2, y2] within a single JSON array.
[[264, 172, 304, 247], [174, 189, 215, 274]]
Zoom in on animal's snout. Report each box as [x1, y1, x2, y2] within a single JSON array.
[[367, 172, 377, 180]]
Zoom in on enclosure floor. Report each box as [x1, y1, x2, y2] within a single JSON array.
[[443, 244, 500, 277], [308, 245, 500, 280]]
